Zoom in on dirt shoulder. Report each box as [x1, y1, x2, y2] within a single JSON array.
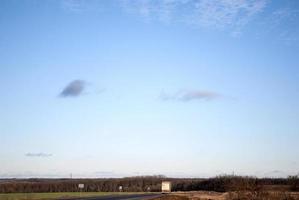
[[151, 191, 299, 200], [151, 191, 226, 200]]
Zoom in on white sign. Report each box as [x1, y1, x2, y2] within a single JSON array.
[[78, 184, 84, 189], [162, 181, 171, 192]]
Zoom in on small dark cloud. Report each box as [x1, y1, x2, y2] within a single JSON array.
[[25, 153, 52, 157], [60, 80, 86, 97], [271, 170, 284, 174], [291, 161, 297, 166], [161, 89, 221, 102]]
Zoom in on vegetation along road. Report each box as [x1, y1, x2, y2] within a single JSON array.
[[61, 193, 164, 200]]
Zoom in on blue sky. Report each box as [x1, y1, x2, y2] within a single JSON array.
[[0, 0, 299, 178]]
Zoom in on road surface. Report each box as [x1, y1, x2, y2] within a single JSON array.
[[61, 193, 164, 200]]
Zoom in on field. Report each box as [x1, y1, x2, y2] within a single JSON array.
[[0, 192, 145, 200], [153, 191, 299, 200]]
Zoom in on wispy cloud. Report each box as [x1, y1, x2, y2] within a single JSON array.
[[61, 0, 89, 12], [120, 0, 184, 23], [161, 89, 221, 102], [61, 0, 104, 13], [192, 0, 267, 36], [268, 8, 299, 45], [93, 171, 124, 178], [121, 0, 267, 34], [271, 7, 299, 26], [25, 153, 53, 157], [60, 80, 86, 97]]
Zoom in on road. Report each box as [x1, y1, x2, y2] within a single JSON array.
[[61, 193, 164, 200]]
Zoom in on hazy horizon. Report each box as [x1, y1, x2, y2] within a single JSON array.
[[1, 0, 299, 179]]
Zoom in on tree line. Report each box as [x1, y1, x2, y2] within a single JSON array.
[[0, 175, 298, 193]]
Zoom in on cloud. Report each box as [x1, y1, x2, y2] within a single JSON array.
[[93, 171, 123, 178], [60, 0, 104, 13], [60, 80, 86, 97], [61, 0, 89, 12], [120, 0, 183, 23], [161, 89, 221, 102], [262, 170, 291, 178], [120, 0, 267, 34], [268, 8, 299, 45], [25, 153, 53, 157], [192, 0, 267, 29]]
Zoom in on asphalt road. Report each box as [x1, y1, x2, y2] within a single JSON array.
[[62, 193, 164, 200]]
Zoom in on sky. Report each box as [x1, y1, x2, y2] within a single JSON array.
[[0, 0, 299, 179]]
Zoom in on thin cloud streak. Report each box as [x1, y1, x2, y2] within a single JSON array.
[[25, 153, 53, 157], [61, 0, 89, 12], [161, 89, 221, 102]]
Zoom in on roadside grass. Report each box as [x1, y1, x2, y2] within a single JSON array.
[[0, 192, 147, 200]]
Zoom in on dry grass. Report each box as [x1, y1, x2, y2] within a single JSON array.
[[152, 191, 299, 200], [152, 195, 189, 200], [226, 191, 299, 200], [152, 191, 226, 200]]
